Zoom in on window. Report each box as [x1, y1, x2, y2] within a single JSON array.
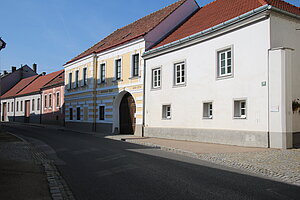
[[132, 54, 139, 77], [115, 59, 121, 80], [49, 94, 52, 108], [162, 105, 171, 119], [83, 68, 87, 86], [234, 100, 247, 119], [44, 95, 47, 108], [203, 102, 213, 119], [76, 107, 81, 120], [68, 72, 72, 89], [32, 99, 35, 111], [99, 63, 105, 83], [75, 70, 79, 88], [218, 48, 232, 77], [152, 68, 161, 89], [8, 103, 9, 112], [56, 92, 60, 107], [174, 62, 185, 85], [20, 101, 23, 111], [69, 108, 73, 120], [16, 101, 19, 112], [37, 98, 40, 110], [11, 102, 14, 112], [99, 106, 105, 120]]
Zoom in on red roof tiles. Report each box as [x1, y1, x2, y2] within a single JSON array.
[[66, 0, 188, 64], [153, 0, 300, 49], [42, 71, 64, 89], [17, 70, 64, 96], [1, 75, 39, 99]]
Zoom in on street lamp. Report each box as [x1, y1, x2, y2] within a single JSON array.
[[0, 37, 6, 133], [0, 37, 6, 51]]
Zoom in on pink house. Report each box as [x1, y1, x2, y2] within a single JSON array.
[[41, 70, 65, 125]]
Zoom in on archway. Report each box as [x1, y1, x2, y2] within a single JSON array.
[[112, 91, 136, 134], [119, 93, 136, 134]]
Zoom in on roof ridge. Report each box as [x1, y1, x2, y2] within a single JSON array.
[[40, 70, 64, 88], [267, 0, 300, 9], [16, 75, 40, 94]]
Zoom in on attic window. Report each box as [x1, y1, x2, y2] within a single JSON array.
[[122, 33, 132, 39]]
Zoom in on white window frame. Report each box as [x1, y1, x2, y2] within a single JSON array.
[[131, 53, 139, 77], [68, 72, 72, 89], [152, 67, 161, 89], [203, 102, 213, 119], [83, 67, 87, 86], [49, 94, 52, 108], [32, 99, 35, 111], [56, 92, 60, 108], [16, 101, 19, 112], [174, 61, 186, 86], [233, 99, 247, 119], [75, 70, 79, 88], [217, 46, 233, 78], [44, 94, 47, 109], [115, 58, 122, 80], [37, 98, 40, 111], [98, 63, 106, 84], [162, 104, 171, 120]]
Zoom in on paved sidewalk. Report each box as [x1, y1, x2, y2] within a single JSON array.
[[106, 135, 300, 186], [0, 131, 51, 200]]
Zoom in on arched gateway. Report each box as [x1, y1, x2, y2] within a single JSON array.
[[113, 91, 136, 134]]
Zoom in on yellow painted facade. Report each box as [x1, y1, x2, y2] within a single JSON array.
[[64, 41, 145, 135]]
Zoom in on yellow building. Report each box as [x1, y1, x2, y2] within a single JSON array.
[[64, 0, 199, 135]]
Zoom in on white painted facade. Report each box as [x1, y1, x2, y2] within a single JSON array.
[[143, 10, 300, 149]]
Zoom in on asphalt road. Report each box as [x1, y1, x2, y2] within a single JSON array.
[[3, 123, 300, 200]]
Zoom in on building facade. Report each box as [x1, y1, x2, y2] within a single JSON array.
[[143, 0, 300, 149], [41, 71, 65, 126], [64, 0, 199, 135]]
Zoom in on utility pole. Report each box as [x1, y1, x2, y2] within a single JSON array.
[[0, 37, 7, 133]]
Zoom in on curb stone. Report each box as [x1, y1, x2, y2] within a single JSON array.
[[16, 134, 76, 200]]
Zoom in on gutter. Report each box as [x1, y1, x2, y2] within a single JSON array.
[[143, 4, 300, 58]]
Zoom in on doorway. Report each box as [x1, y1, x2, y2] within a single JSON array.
[[119, 93, 136, 134]]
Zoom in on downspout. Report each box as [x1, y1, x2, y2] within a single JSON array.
[[142, 58, 146, 137], [13, 97, 16, 122], [267, 49, 271, 148], [40, 93, 42, 124], [92, 54, 98, 132]]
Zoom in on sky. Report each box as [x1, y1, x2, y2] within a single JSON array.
[[0, 0, 299, 74]]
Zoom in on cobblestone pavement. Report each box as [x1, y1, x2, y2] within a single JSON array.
[[0, 131, 75, 200], [110, 136, 300, 187]]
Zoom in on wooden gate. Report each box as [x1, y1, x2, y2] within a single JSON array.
[[119, 93, 136, 134], [24, 100, 30, 123]]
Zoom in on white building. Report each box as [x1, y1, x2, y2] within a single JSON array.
[[143, 0, 300, 149]]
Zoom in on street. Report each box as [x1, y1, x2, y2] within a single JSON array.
[[2, 123, 300, 200]]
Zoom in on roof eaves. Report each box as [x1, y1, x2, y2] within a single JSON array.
[[144, 4, 271, 57]]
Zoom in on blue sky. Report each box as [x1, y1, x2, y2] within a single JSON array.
[[0, 0, 299, 74]]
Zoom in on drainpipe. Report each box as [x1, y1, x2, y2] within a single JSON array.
[[267, 49, 270, 148], [142, 58, 146, 137], [40, 93, 42, 124], [13, 97, 16, 122], [92, 54, 98, 132]]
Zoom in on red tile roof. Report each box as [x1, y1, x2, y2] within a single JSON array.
[[153, 0, 300, 49], [66, 0, 188, 64], [42, 71, 64, 89], [17, 70, 64, 96], [1, 75, 39, 99]]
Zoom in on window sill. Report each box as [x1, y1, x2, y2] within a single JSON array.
[[173, 83, 186, 88], [203, 116, 213, 120], [234, 116, 247, 119], [216, 74, 233, 80], [162, 118, 171, 120], [151, 87, 161, 91], [112, 79, 123, 83], [129, 76, 141, 80]]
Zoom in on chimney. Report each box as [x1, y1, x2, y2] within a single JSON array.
[[11, 66, 17, 72], [33, 63, 37, 73], [42, 72, 46, 76], [4, 70, 8, 75]]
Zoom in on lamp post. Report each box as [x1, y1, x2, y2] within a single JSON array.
[[0, 37, 6, 133]]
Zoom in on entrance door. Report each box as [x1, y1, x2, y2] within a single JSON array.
[[24, 100, 30, 123], [119, 93, 136, 134], [2, 103, 7, 121]]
